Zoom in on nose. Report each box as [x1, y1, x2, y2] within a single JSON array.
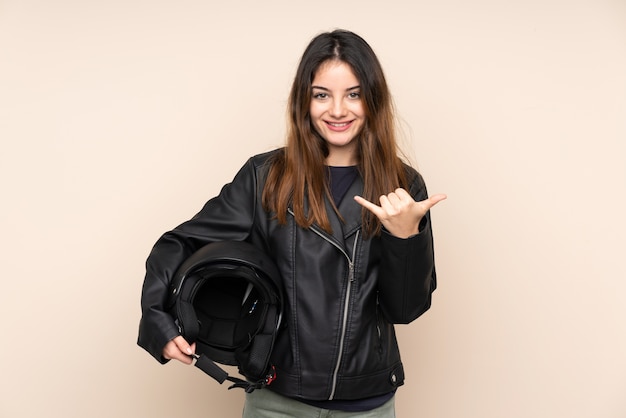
[[329, 98, 347, 118]]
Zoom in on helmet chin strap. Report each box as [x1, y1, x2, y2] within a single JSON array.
[[191, 353, 277, 393]]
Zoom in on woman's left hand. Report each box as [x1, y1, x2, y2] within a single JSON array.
[[354, 189, 447, 238]]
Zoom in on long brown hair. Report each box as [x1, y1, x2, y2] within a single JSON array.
[[262, 29, 408, 237]]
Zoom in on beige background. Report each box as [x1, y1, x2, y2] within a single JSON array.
[[1, 0, 625, 417]]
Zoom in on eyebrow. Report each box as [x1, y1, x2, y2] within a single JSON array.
[[311, 85, 361, 91]]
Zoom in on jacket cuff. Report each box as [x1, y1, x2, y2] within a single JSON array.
[[137, 313, 180, 364]]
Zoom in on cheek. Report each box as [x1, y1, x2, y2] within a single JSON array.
[[352, 103, 366, 118], [309, 102, 322, 118]]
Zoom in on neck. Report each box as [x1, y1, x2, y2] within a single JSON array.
[[325, 148, 357, 166]]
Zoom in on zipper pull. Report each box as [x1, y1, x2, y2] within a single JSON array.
[[348, 261, 355, 282]]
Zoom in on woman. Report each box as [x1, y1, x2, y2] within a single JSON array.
[[138, 29, 446, 417]]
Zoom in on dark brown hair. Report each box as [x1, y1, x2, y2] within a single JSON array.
[[262, 29, 408, 237]]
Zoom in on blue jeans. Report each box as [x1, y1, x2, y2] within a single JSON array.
[[242, 388, 396, 418]]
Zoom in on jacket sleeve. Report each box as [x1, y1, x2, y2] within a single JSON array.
[[376, 171, 437, 324], [137, 157, 260, 362]]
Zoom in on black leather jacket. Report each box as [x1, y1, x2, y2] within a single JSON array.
[[138, 149, 437, 401]]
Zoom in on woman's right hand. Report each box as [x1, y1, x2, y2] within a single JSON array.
[[163, 335, 196, 365]]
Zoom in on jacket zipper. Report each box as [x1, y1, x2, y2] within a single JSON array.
[[329, 250, 355, 400], [286, 209, 360, 400], [309, 227, 359, 399]]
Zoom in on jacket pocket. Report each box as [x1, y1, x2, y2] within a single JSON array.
[[375, 303, 384, 360]]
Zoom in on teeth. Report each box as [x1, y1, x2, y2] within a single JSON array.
[[329, 122, 349, 127]]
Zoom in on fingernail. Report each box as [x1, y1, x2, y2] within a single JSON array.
[[186, 347, 192, 354]]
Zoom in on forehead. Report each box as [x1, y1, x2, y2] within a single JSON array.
[[312, 60, 359, 86]]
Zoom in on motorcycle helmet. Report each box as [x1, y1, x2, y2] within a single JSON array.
[[167, 240, 283, 392]]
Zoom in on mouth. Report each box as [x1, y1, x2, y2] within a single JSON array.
[[324, 120, 354, 132]]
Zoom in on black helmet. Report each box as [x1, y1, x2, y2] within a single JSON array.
[[167, 241, 283, 392]]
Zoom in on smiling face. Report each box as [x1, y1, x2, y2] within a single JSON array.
[[310, 60, 365, 166]]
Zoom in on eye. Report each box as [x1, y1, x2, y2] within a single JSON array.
[[313, 92, 329, 100], [348, 91, 361, 99]]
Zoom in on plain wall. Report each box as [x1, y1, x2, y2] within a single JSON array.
[[1, 1, 625, 417]]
